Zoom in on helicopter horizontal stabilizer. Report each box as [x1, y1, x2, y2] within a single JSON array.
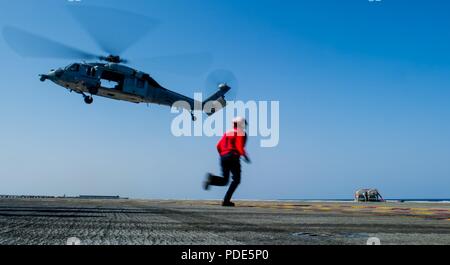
[[203, 84, 231, 116]]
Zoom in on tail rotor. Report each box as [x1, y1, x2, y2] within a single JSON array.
[[204, 69, 239, 101], [202, 69, 239, 115]]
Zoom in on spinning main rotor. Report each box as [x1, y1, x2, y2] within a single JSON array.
[[2, 5, 212, 75], [2, 4, 239, 97]]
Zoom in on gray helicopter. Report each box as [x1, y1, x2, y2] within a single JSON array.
[[35, 54, 230, 121], [2, 6, 236, 120]]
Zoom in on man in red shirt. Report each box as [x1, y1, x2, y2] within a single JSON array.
[[203, 117, 251, 207]]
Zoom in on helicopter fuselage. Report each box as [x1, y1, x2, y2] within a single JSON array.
[[4, 8, 231, 119], [41, 62, 198, 109]]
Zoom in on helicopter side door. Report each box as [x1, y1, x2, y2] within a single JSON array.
[[99, 70, 125, 91], [122, 76, 147, 98]]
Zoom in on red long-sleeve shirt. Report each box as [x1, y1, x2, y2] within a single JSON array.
[[217, 128, 247, 157]]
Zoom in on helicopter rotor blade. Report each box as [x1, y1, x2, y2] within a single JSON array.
[[137, 52, 213, 76], [2, 26, 99, 60], [67, 5, 159, 57], [205, 69, 239, 100]]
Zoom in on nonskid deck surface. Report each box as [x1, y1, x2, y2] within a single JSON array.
[[0, 198, 449, 245]]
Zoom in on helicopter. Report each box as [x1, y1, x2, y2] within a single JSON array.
[[2, 6, 237, 121], [34, 53, 231, 121]]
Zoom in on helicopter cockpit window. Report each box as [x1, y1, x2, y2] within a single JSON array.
[[68, 64, 80, 72]]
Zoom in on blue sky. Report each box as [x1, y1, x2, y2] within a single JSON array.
[[0, 0, 449, 199]]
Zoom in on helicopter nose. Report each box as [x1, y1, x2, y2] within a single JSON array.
[[50, 68, 64, 78], [41, 69, 61, 82], [55, 69, 64, 78], [42, 68, 64, 81]]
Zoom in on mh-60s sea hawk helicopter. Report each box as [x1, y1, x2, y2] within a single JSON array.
[[35, 53, 230, 121], [2, 6, 237, 120]]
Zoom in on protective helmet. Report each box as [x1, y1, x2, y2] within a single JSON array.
[[232, 117, 247, 130]]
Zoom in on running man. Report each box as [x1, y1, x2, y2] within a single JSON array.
[[203, 117, 251, 207]]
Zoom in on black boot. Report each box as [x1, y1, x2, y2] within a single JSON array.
[[203, 173, 213, 191], [222, 201, 235, 207]]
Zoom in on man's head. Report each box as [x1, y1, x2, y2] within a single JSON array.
[[233, 117, 247, 130]]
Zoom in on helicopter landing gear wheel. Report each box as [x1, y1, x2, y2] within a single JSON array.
[[84, 96, 94, 105], [190, 112, 197, 122]]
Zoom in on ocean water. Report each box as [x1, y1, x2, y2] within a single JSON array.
[[278, 199, 450, 203], [388, 199, 450, 203]]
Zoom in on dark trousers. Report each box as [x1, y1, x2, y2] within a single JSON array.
[[209, 154, 241, 202]]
